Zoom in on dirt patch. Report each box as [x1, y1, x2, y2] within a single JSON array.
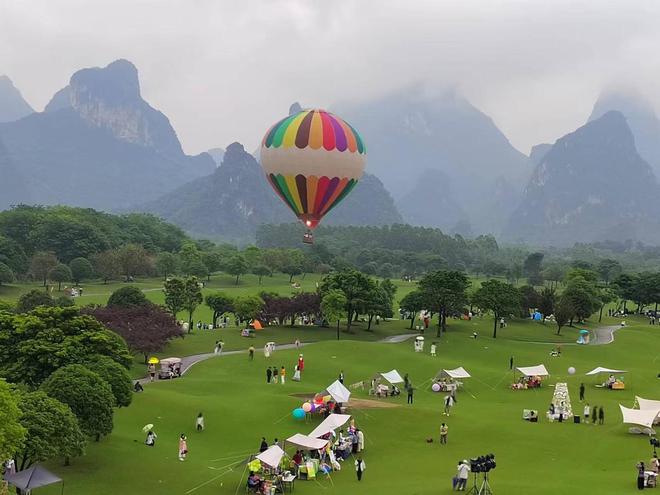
[[289, 393, 399, 409]]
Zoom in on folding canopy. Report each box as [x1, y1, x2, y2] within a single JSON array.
[[442, 367, 471, 379], [516, 365, 549, 376], [286, 433, 329, 451], [379, 370, 404, 384], [619, 404, 660, 428], [325, 380, 351, 403], [637, 397, 660, 410], [308, 414, 352, 438], [4, 465, 62, 492], [585, 367, 627, 376], [256, 445, 286, 468]]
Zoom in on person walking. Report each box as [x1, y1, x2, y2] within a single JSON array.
[[500, 317, 505, 329], [404, 373, 410, 390], [339, 370, 344, 384], [444, 394, 454, 416], [145, 430, 157, 447], [579, 383, 585, 402], [249, 346, 255, 360], [280, 366, 286, 385], [266, 367, 272, 384], [295, 339, 300, 349], [355, 458, 366, 481], [298, 354, 304, 372], [148, 363, 156, 382], [407, 385, 414, 405], [178, 434, 188, 461], [637, 461, 646, 490], [592, 405, 598, 424], [457, 460, 470, 491], [440, 423, 448, 444], [259, 437, 268, 453], [293, 365, 301, 382], [273, 366, 279, 384], [196, 412, 205, 432], [214, 340, 220, 355], [430, 342, 437, 357], [583, 403, 590, 424], [217, 340, 224, 355], [357, 429, 365, 452], [598, 406, 605, 425]]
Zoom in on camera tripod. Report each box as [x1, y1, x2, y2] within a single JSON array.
[[466, 472, 494, 495]]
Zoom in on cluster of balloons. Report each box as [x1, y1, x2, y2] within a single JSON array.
[[292, 408, 306, 420], [431, 383, 441, 392]]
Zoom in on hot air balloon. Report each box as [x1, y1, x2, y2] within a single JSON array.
[[260, 109, 367, 243]]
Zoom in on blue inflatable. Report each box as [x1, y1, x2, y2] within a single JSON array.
[[292, 408, 306, 420]]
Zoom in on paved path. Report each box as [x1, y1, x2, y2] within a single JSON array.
[[138, 333, 418, 385], [590, 325, 622, 345]]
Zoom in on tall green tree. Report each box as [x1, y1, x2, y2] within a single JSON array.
[[399, 290, 428, 329], [319, 270, 372, 331], [85, 356, 132, 408], [418, 270, 470, 336], [225, 255, 248, 285], [29, 251, 58, 286], [182, 277, 203, 331], [0, 381, 26, 462], [554, 295, 574, 335], [115, 244, 151, 280], [205, 292, 234, 326], [92, 250, 120, 284], [16, 391, 85, 469], [0, 262, 15, 286], [523, 252, 544, 286], [155, 252, 179, 279], [48, 263, 72, 291], [321, 289, 347, 340], [15, 289, 53, 313], [473, 279, 521, 338], [69, 257, 94, 285], [597, 259, 622, 285], [252, 265, 272, 284], [233, 295, 264, 324], [538, 287, 556, 319], [107, 286, 148, 307], [164, 277, 186, 318], [41, 365, 115, 441], [562, 275, 600, 323], [598, 287, 617, 323]]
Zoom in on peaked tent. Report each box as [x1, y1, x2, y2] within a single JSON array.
[[286, 433, 329, 451], [585, 367, 627, 376], [4, 465, 62, 492], [325, 380, 351, 403], [619, 405, 660, 428], [308, 414, 352, 438], [442, 367, 471, 379], [637, 397, 660, 410], [380, 370, 404, 384], [516, 365, 549, 377], [256, 445, 286, 468]]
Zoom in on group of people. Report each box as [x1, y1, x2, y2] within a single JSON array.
[[636, 455, 660, 489], [582, 403, 605, 424], [265, 366, 286, 384]]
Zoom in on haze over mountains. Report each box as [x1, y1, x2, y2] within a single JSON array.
[[3, 59, 660, 246]]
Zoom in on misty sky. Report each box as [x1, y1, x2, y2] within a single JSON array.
[[2, 0, 660, 156]]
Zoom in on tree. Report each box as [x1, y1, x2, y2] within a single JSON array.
[[523, 252, 544, 286], [473, 279, 521, 338], [0, 380, 25, 462], [319, 270, 373, 331], [182, 277, 203, 331], [362, 282, 391, 330], [15, 289, 53, 313], [0, 306, 132, 387], [29, 252, 58, 286], [252, 265, 272, 284], [225, 255, 248, 285], [282, 263, 303, 283], [164, 277, 186, 317], [399, 290, 428, 329], [243, 246, 262, 269], [321, 289, 347, 340], [155, 252, 179, 279], [598, 287, 617, 323], [86, 356, 132, 408], [538, 287, 556, 319], [115, 244, 150, 280], [201, 251, 223, 281], [418, 270, 470, 336], [562, 275, 600, 323], [519, 285, 540, 316], [92, 250, 120, 284], [597, 258, 622, 285], [89, 305, 183, 363], [41, 365, 115, 441], [233, 295, 264, 324], [205, 292, 234, 326], [69, 257, 94, 285], [16, 391, 85, 469], [613, 273, 637, 313], [107, 286, 148, 308], [554, 295, 574, 335], [48, 263, 72, 291], [0, 262, 15, 286]]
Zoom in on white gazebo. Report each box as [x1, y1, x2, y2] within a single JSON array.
[[256, 445, 286, 469], [619, 404, 660, 434], [308, 414, 352, 438], [585, 367, 626, 376], [637, 397, 660, 411], [379, 370, 405, 384], [516, 364, 549, 377], [324, 380, 351, 403], [285, 433, 329, 451], [442, 367, 472, 379]]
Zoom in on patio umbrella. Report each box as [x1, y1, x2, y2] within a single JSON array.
[[148, 357, 159, 364], [142, 424, 154, 432]]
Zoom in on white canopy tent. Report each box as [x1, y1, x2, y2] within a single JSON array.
[[636, 397, 660, 410], [325, 380, 351, 403], [442, 367, 471, 379], [516, 365, 549, 377], [619, 405, 660, 429], [380, 370, 405, 384], [286, 433, 329, 451], [586, 367, 627, 376], [308, 414, 352, 438], [256, 445, 286, 468]]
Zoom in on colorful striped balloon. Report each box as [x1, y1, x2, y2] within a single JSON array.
[[260, 109, 366, 229]]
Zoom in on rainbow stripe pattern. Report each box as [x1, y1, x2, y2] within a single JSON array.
[[260, 109, 366, 229]]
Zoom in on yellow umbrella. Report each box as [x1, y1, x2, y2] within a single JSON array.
[[148, 357, 159, 364]]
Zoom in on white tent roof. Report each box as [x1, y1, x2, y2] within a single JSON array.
[[443, 367, 471, 379], [637, 397, 660, 410], [308, 414, 352, 438], [620, 405, 660, 428], [326, 380, 351, 403], [256, 445, 285, 468], [286, 434, 329, 451], [380, 370, 404, 384], [516, 364, 549, 377], [585, 367, 627, 376]]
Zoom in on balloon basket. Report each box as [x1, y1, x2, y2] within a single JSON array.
[[303, 231, 314, 244]]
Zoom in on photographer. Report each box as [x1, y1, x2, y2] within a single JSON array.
[[456, 459, 470, 491]]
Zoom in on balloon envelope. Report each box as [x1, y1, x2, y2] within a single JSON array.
[[260, 109, 367, 229], [293, 408, 306, 420], [568, 367, 576, 375], [431, 383, 441, 392]]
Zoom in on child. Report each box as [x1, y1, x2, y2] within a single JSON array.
[[178, 434, 188, 461]]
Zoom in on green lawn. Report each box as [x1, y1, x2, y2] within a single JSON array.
[[28, 312, 659, 495]]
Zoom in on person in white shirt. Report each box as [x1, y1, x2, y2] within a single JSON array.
[[456, 460, 470, 490], [584, 403, 590, 423]]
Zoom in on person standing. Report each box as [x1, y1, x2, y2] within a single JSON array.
[[583, 403, 590, 424], [145, 430, 157, 447], [407, 385, 414, 405], [280, 366, 286, 385], [457, 460, 470, 491], [148, 363, 156, 382], [430, 342, 437, 357], [273, 366, 279, 384], [259, 437, 268, 453], [637, 461, 646, 490], [355, 458, 366, 481], [178, 434, 188, 461], [266, 367, 272, 384], [295, 339, 301, 349], [217, 340, 224, 355], [579, 383, 585, 402], [293, 364, 301, 381], [357, 429, 365, 452], [339, 370, 344, 384], [196, 413, 205, 432], [650, 454, 660, 474], [249, 346, 255, 360], [440, 423, 448, 444], [404, 373, 410, 390], [598, 406, 605, 425], [444, 394, 454, 416], [500, 317, 505, 329], [298, 354, 304, 372], [592, 405, 598, 424], [509, 356, 514, 370]]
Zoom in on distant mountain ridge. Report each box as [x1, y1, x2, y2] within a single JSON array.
[[0, 76, 34, 123]]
